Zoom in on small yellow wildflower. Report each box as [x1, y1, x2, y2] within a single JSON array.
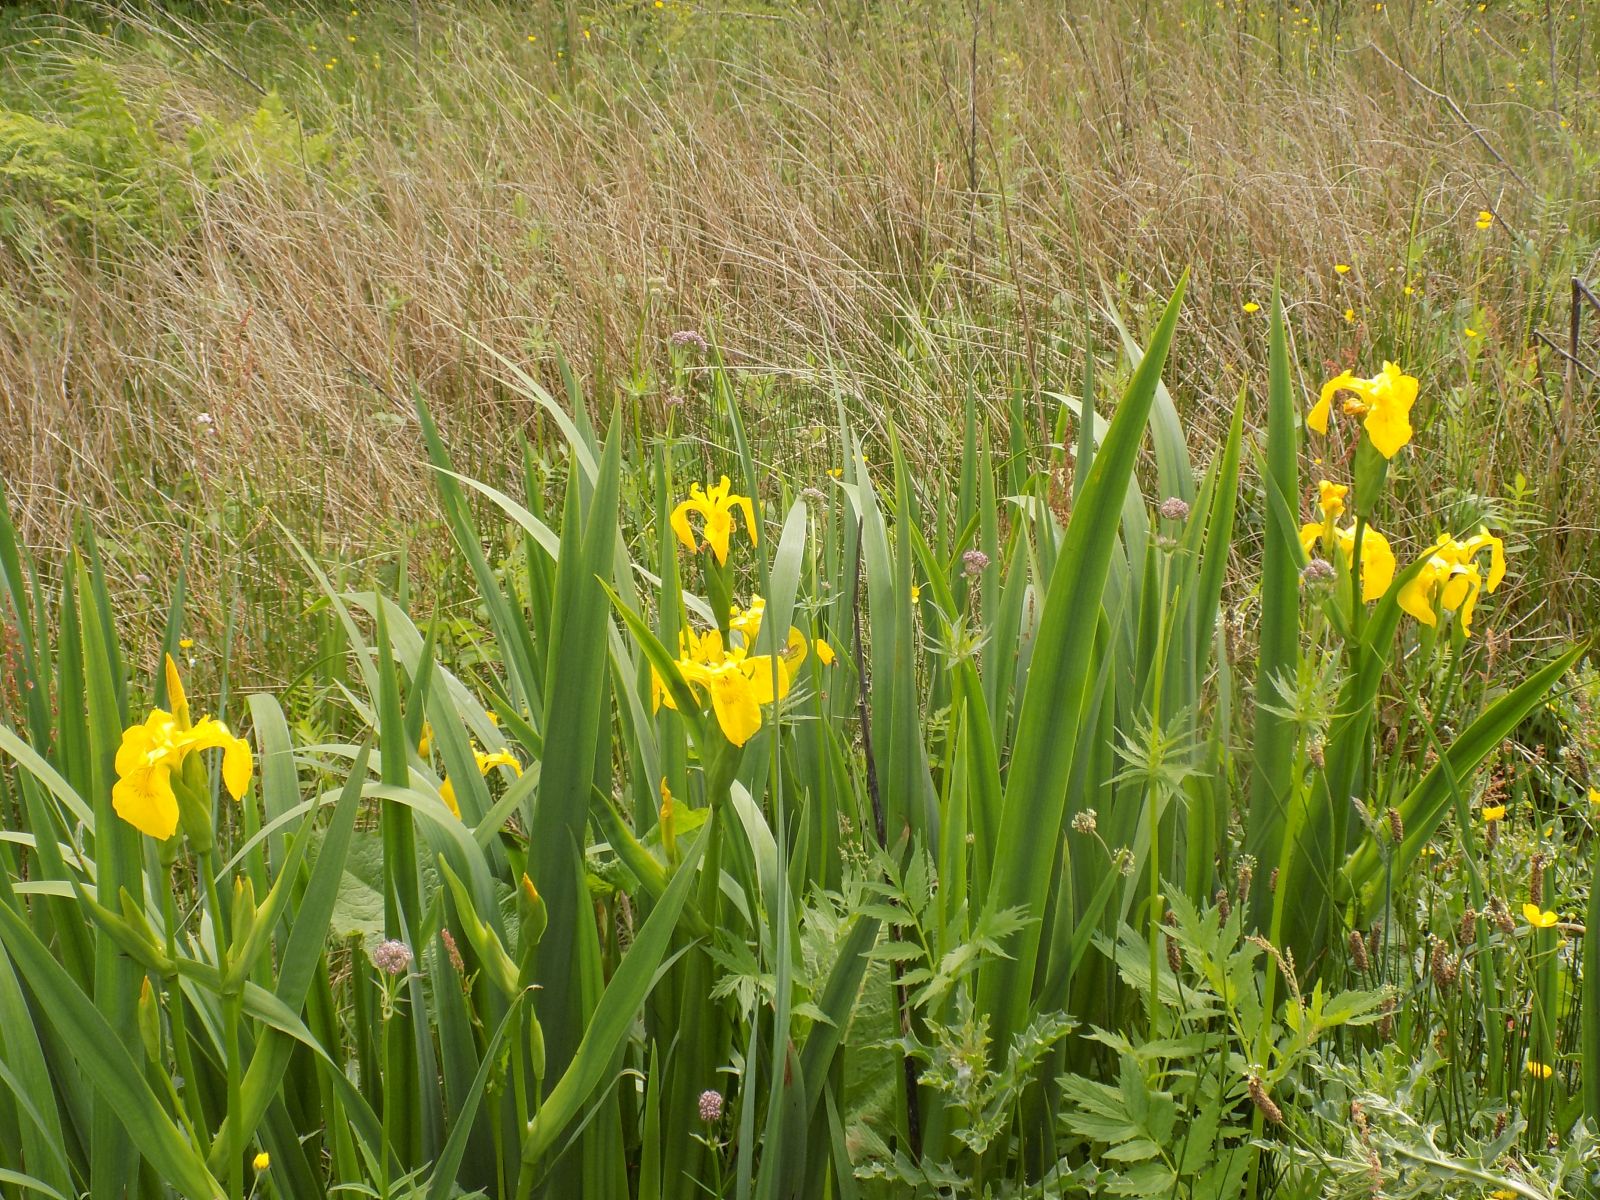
[[815, 638, 837, 666], [671, 477, 757, 565], [253, 1152, 270, 1171], [179, 637, 194, 650], [1465, 327, 1480, 338], [1475, 210, 1495, 230], [1589, 788, 1600, 808], [1523, 904, 1558, 929], [910, 583, 922, 604], [1308, 362, 1418, 459], [1335, 263, 1351, 275], [1482, 805, 1505, 822], [1526, 1059, 1554, 1079], [1343, 308, 1355, 323], [1242, 301, 1260, 314]]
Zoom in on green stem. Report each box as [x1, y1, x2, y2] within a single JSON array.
[[161, 868, 208, 1144]]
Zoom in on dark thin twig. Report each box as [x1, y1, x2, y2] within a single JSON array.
[[1533, 333, 1600, 382], [850, 517, 922, 1157], [1575, 278, 1600, 319]]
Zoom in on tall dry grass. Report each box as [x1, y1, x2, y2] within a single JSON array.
[[1, 0, 1596, 680]]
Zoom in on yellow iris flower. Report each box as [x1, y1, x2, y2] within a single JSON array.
[[1396, 528, 1505, 636], [652, 625, 799, 746], [440, 744, 522, 818], [670, 476, 757, 565], [728, 597, 766, 642], [112, 657, 253, 840], [1297, 519, 1396, 601], [1307, 362, 1418, 459]]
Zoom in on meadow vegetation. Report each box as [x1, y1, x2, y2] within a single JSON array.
[[1, 1, 1599, 1197]]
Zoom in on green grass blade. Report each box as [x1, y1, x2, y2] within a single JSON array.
[[0, 904, 222, 1200], [976, 271, 1187, 1063], [520, 823, 707, 1168]]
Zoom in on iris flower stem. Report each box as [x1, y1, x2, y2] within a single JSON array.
[[160, 870, 208, 1145], [199, 847, 243, 1199], [224, 992, 244, 1200]]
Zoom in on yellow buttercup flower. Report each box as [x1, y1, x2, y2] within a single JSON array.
[[1396, 527, 1505, 636], [1481, 804, 1506, 822], [815, 638, 837, 666], [1588, 788, 1600, 808], [1307, 362, 1418, 459], [671, 476, 757, 565], [1526, 1059, 1554, 1079], [1297, 520, 1395, 601], [1522, 903, 1558, 929], [1334, 263, 1351, 274], [1242, 301, 1260, 313], [1475, 209, 1495, 230], [253, 1152, 270, 1171], [112, 658, 253, 840]]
